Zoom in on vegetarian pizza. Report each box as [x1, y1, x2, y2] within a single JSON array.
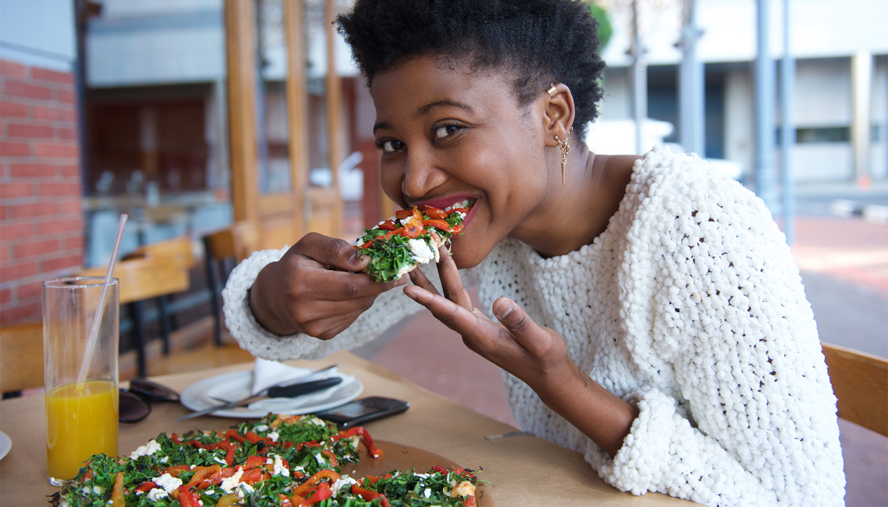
[[355, 201, 471, 283], [52, 413, 479, 507]]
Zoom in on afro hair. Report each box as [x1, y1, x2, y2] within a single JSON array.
[[336, 0, 606, 138]]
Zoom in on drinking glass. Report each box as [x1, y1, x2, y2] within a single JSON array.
[[43, 277, 119, 485]]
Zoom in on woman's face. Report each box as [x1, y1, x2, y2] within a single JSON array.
[[371, 55, 553, 269]]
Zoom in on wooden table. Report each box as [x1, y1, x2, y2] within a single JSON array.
[[0, 351, 696, 506]]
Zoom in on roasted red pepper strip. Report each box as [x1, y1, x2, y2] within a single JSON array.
[[394, 209, 413, 219], [352, 484, 391, 507], [135, 481, 157, 493], [176, 486, 200, 507], [304, 483, 334, 504], [244, 431, 264, 445], [448, 207, 470, 216], [225, 429, 245, 444], [423, 205, 448, 219], [378, 219, 398, 230], [161, 464, 191, 477], [321, 448, 339, 467], [292, 469, 341, 496], [421, 219, 451, 231], [333, 426, 383, 458], [244, 454, 266, 469]]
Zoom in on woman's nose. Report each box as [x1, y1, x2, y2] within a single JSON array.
[[401, 150, 446, 199]]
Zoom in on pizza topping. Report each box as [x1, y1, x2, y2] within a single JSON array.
[[51, 413, 481, 507], [356, 202, 471, 283]]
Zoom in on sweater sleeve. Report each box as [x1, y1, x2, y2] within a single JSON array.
[[221, 246, 425, 361], [588, 148, 845, 507]]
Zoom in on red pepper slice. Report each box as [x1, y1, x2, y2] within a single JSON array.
[[225, 429, 245, 444], [378, 219, 398, 231], [401, 221, 424, 238], [423, 205, 448, 219], [321, 448, 339, 467], [244, 455, 266, 469], [304, 483, 333, 504], [333, 426, 384, 458], [176, 486, 200, 507], [448, 207, 470, 216], [135, 481, 157, 493], [292, 469, 341, 496], [352, 484, 391, 507], [161, 464, 191, 477], [170, 434, 183, 445], [421, 219, 450, 231]]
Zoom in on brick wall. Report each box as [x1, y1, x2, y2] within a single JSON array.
[[0, 58, 84, 325]]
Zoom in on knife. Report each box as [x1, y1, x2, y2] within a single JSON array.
[[177, 365, 340, 421]]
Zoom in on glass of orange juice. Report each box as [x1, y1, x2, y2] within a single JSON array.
[[43, 277, 119, 486]]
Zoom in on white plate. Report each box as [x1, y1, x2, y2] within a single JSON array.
[[180, 370, 362, 419], [0, 431, 10, 461]]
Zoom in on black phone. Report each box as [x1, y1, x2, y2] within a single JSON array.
[[315, 396, 409, 428]]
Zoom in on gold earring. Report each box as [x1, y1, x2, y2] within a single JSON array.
[[555, 134, 570, 185], [547, 83, 558, 98]]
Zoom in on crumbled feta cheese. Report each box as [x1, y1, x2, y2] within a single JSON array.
[[220, 468, 244, 493], [147, 488, 169, 501], [154, 473, 182, 494], [267, 431, 280, 442], [158, 456, 169, 463], [129, 439, 161, 459], [213, 455, 227, 465], [424, 488, 432, 498], [331, 475, 358, 494], [310, 417, 326, 426], [236, 482, 254, 499], [408, 238, 435, 264], [268, 454, 289, 477], [254, 424, 268, 432]]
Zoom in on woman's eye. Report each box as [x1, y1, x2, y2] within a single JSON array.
[[377, 139, 405, 153], [433, 125, 461, 141]]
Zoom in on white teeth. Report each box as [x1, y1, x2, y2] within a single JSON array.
[[444, 199, 472, 212]]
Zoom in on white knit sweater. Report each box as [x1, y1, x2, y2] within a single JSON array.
[[223, 146, 845, 506]]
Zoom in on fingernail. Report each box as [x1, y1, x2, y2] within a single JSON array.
[[494, 301, 514, 319], [403, 288, 419, 300]]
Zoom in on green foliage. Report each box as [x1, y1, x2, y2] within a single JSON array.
[[585, 2, 613, 51]]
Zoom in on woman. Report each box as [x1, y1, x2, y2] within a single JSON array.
[[223, 1, 845, 505]]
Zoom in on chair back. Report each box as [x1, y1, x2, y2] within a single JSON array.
[[822, 342, 888, 436], [202, 221, 261, 346], [0, 321, 44, 394], [78, 255, 190, 305], [123, 236, 196, 268], [204, 221, 260, 264]]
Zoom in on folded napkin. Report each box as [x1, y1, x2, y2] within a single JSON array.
[[248, 358, 351, 413]]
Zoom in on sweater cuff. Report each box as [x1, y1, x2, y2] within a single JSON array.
[[221, 247, 325, 361]]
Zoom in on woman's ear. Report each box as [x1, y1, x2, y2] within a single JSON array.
[[542, 83, 576, 146]]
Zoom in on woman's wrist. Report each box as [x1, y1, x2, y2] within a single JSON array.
[[534, 361, 638, 457], [248, 262, 300, 336]]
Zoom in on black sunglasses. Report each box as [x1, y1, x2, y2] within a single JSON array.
[[119, 378, 180, 423]]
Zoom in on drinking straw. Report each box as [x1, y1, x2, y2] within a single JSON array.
[[76, 213, 128, 389]]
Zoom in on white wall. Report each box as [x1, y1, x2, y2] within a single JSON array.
[[0, 0, 76, 71]]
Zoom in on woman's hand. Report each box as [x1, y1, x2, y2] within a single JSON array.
[[404, 246, 638, 457], [248, 232, 407, 339]]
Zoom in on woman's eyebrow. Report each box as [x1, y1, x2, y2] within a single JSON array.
[[373, 100, 474, 134], [417, 99, 474, 117]]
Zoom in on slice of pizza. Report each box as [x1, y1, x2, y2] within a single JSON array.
[[51, 413, 481, 507], [355, 201, 471, 283]]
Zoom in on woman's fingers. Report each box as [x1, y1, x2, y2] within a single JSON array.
[[403, 285, 520, 356], [408, 266, 440, 296], [491, 297, 553, 358], [295, 232, 369, 272], [436, 245, 473, 310]]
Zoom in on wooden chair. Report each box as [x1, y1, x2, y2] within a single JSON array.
[[202, 221, 260, 346], [822, 342, 888, 437], [0, 321, 43, 396], [78, 237, 194, 377]]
